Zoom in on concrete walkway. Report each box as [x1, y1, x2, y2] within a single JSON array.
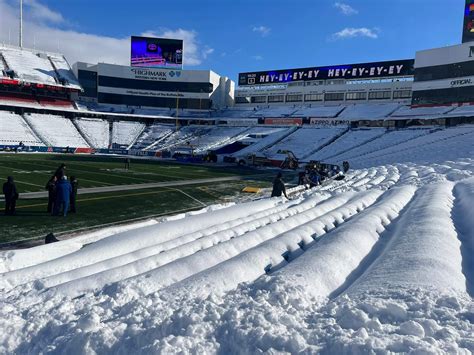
[[7, 175, 262, 200]]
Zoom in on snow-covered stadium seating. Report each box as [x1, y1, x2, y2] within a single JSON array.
[[23, 113, 89, 147], [112, 121, 146, 147], [1, 47, 58, 85], [132, 124, 175, 150], [264, 127, 346, 159], [230, 126, 297, 156], [339, 103, 402, 121], [214, 107, 259, 118], [249, 106, 298, 117], [292, 105, 346, 118], [152, 126, 217, 151], [48, 55, 81, 89], [351, 126, 474, 167], [391, 105, 456, 117], [447, 105, 474, 116], [74, 118, 110, 149], [0, 45, 81, 90], [331, 128, 431, 162], [308, 128, 386, 163], [0, 111, 44, 146], [185, 126, 251, 153]]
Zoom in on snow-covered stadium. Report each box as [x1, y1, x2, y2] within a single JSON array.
[[1, 1, 474, 354]]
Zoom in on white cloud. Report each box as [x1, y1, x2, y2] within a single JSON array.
[[252, 55, 263, 61], [0, 0, 212, 67], [252, 26, 271, 37], [334, 2, 358, 15], [143, 29, 214, 66], [331, 27, 379, 40], [24, 0, 64, 24]]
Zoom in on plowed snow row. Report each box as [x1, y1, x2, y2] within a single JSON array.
[[0, 141, 473, 353]]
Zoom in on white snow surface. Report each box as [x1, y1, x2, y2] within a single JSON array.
[[0, 111, 44, 146], [23, 113, 89, 147], [339, 103, 402, 120], [264, 126, 346, 159], [1, 126, 474, 354], [1, 47, 58, 85], [111, 121, 145, 147], [74, 118, 110, 149]]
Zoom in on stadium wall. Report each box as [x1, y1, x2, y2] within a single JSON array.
[[73, 62, 234, 110]]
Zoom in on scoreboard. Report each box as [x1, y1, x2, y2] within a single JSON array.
[[463, 0, 474, 43]]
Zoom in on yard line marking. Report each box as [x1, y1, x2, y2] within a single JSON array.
[[13, 190, 171, 209], [164, 187, 207, 207], [0, 162, 115, 187]]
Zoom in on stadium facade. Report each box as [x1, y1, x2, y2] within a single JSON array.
[[234, 59, 414, 107], [73, 62, 234, 110], [412, 41, 474, 106]]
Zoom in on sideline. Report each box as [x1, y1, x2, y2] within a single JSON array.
[[0, 175, 267, 200]]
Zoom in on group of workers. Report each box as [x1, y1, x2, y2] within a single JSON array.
[[2, 163, 78, 217]]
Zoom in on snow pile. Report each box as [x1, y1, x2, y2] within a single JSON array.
[[111, 121, 145, 147], [74, 117, 110, 148], [0, 126, 473, 353], [23, 113, 89, 147], [0, 111, 44, 146]]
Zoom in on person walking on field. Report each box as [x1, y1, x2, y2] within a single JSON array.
[[45, 176, 57, 213], [3, 176, 19, 215], [271, 172, 289, 199], [124, 157, 131, 171], [53, 176, 72, 217], [69, 176, 78, 213]]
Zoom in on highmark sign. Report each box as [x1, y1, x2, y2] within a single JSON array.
[[130, 68, 182, 81]]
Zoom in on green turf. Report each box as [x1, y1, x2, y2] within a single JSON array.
[[0, 154, 277, 244]]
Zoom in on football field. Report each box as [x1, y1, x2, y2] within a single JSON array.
[[0, 154, 275, 245]]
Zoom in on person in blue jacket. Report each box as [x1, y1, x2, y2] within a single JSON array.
[[54, 176, 72, 217]]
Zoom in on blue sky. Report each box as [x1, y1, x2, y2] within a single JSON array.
[[0, 0, 467, 82]]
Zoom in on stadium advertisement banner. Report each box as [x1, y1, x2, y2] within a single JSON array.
[[463, 0, 474, 43], [97, 86, 209, 99], [239, 59, 415, 86], [97, 63, 210, 83], [310, 117, 350, 125], [131, 36, 183, 69], [264, 118, 302, 125]]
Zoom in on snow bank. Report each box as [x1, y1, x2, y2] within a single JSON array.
[[271, 185, 416, 299]]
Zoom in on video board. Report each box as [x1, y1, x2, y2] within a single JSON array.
[[238, 59, 415, 86], [463, 0, 474, 43], [131, 36, 183, 69]]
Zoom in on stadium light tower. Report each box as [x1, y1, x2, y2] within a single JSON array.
[[19, 0, 23, 48]]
